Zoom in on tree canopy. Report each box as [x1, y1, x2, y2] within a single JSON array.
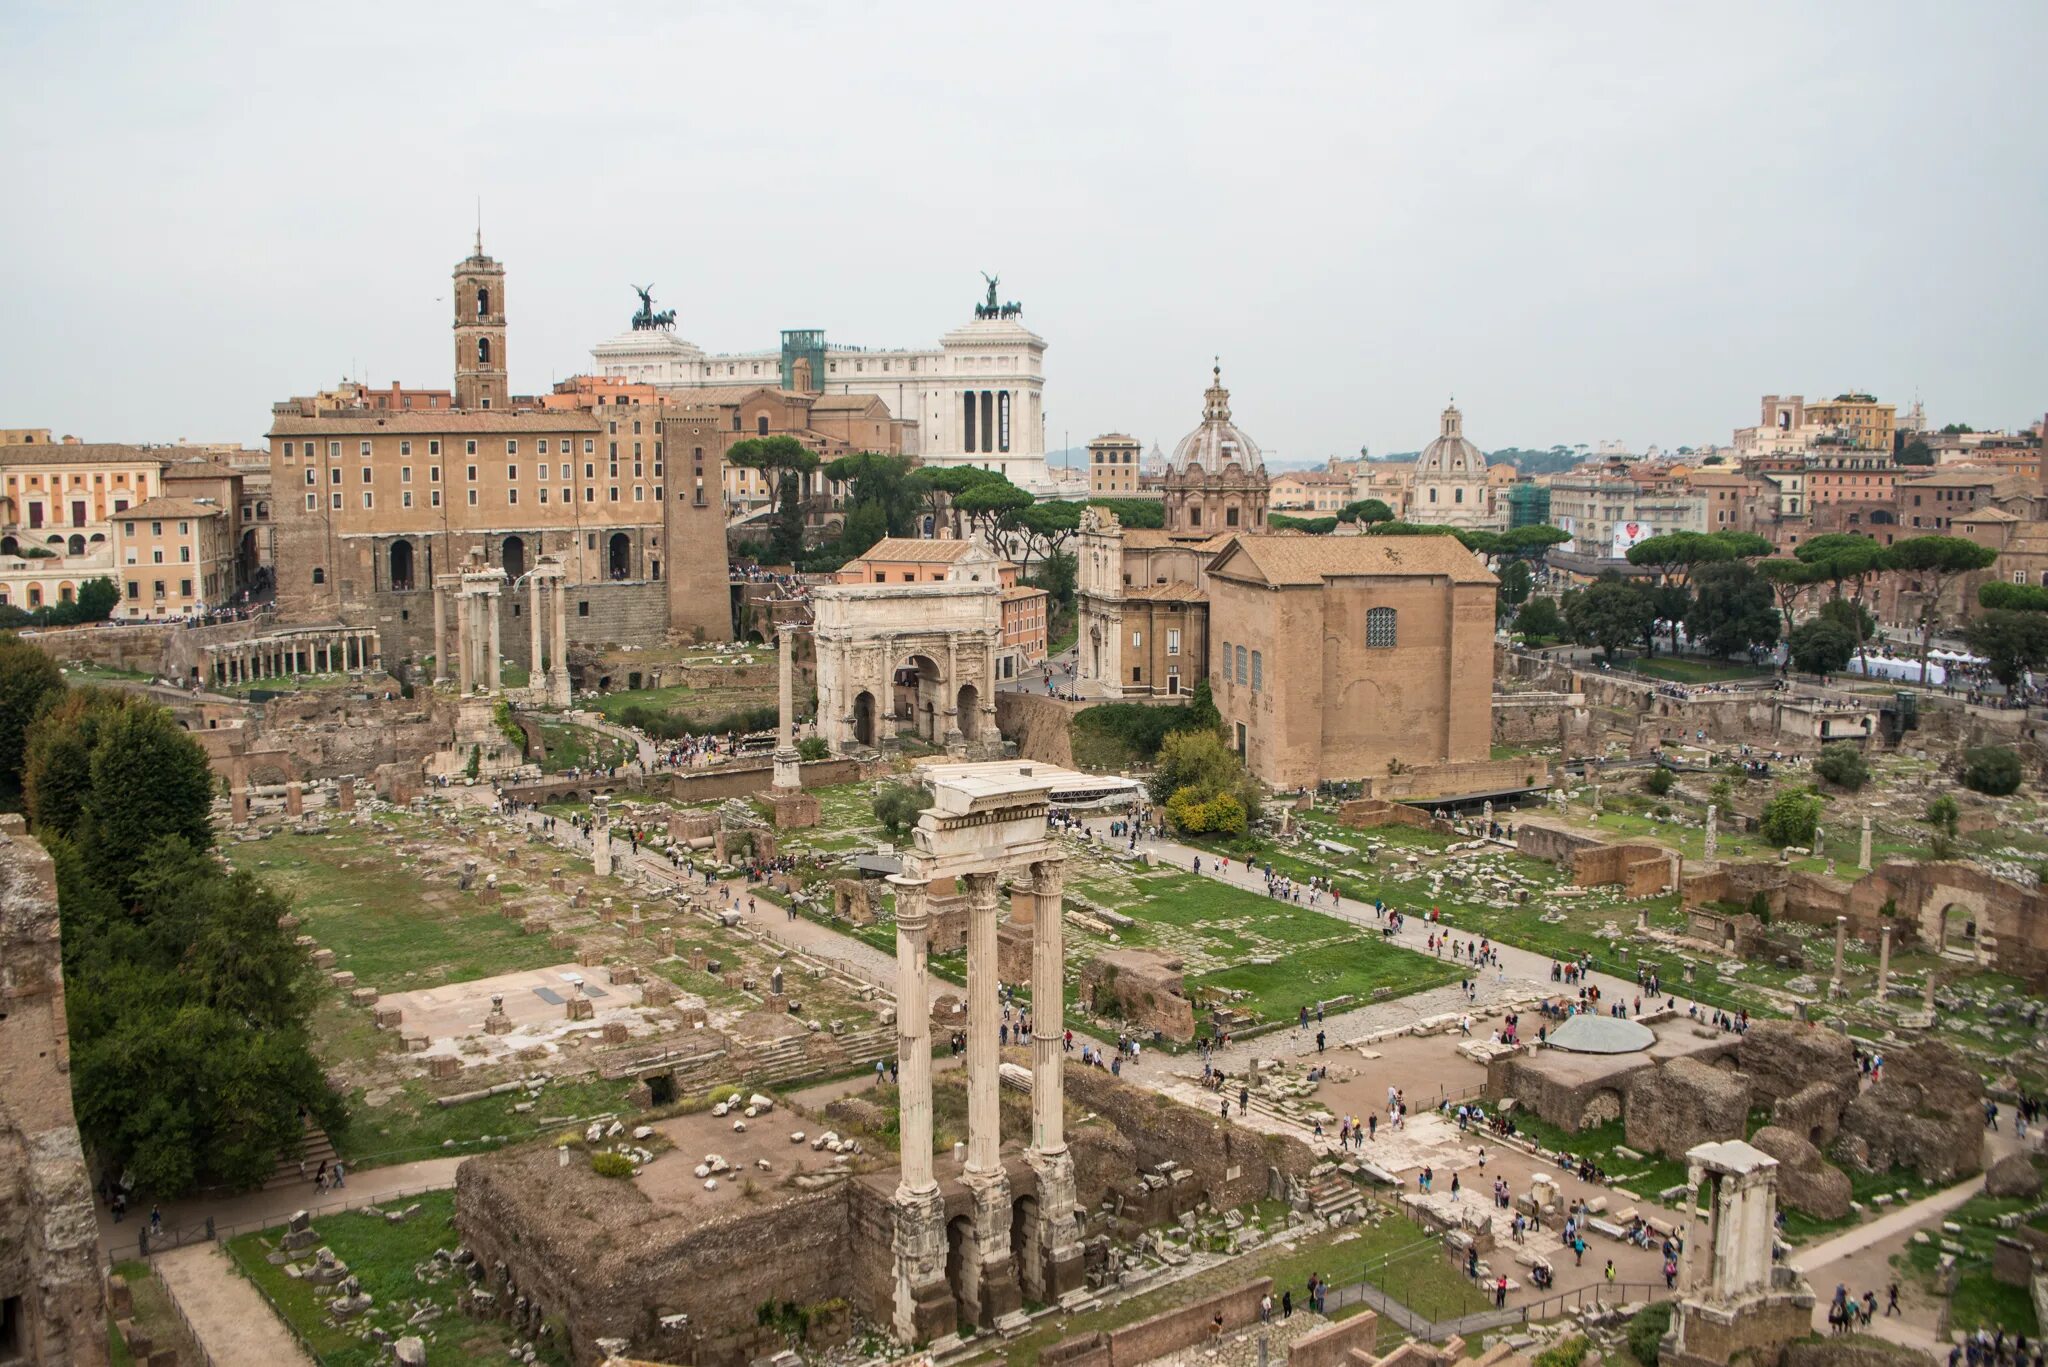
[[1564, 577, 1655, 662], [1886, 535, 2001, 681], [1964, 609, 2048, 690], [1684, 561, 1780, 658], [22, 686, 343, 1195], [0, 633, 64, 810], [1787, 618, 1857, 676]]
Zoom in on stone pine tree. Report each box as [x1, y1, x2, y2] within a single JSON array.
[[728, 435, 820, 565], [1885, 535, 2000, 683], [0, 632, 64, 810]]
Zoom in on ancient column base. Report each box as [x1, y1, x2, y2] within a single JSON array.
[[546, 667, 571, 709], [1025, 1148, 1086, 1304], [889, 1185, 953, 1346], [766, 787, 820, 830], [961, 1168, 1022, 1327]]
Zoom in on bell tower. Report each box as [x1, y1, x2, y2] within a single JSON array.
[[453, 232, 507, 410]]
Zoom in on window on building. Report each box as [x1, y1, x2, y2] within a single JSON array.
[[1235, 645, 1248, 685], [1251, 650, 1262, 691], [312, 567, 324, 584], [1366, 606, 1397, 648], [507, 440, 518, 454], [330, 492, 341, 509]]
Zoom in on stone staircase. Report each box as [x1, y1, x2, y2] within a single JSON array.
[[260, 1123, 338, 1192], [740, 1025, 895, 1090], [1305, 1170, 1366, 1223]]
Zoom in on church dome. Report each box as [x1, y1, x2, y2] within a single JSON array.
[[1169, 364, 1264, 474], [1416, 403, 1486, 481]]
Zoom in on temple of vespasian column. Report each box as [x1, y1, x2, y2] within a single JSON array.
[[886, 762, 1128, 1340]]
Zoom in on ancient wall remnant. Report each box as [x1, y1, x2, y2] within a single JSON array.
[[0, 814, 110, 1366], [1078, 949, 1196, 1043], [1623, 1056, 1751, 1159]]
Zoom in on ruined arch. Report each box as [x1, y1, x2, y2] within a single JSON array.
[[388, 538, 415, 591], [501, 534, 526, 582]]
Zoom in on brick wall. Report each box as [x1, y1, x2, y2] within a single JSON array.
[[1064, 1064, 1313, 1210], [1288, 1308, 1383, 1367]]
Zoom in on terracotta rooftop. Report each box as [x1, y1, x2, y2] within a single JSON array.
[[0, 443, 170, 467], [852, 538, 977, 564], [119, 497, 226, 519], [268, 411, 602, 435], [1208, 534, 1496, 587]]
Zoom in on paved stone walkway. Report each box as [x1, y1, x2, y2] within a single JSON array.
[[153, 1242, 317, 1366]]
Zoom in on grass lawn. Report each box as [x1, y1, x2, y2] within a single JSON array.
[[62, 661, 155, 683], [334, 1074, 636, 1170], [1498, 1111, 1691, 1203], [227, 1191, 570, 1367], [1896, 1190, 2042, 1336], [534, 721, 634, 774], [996, 1208, 1485, 1367], [109, 1260, 198, 1365], [1187, 943, 1464, 1026], [248, 830, 569, 990], [1624, 657, 1774, 684]]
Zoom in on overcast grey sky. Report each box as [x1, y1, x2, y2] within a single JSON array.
[[3, 2, 2042, 462]]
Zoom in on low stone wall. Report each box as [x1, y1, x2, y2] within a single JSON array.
[[1492, 691, 1589, 750], [1287, 1308, 1383, 1367], [1335, 799, 1451, 834], [1064, 1065, 1312, 1210], [1515, 820, 1674, 894], [1040, 1278, 1273, 1367], [501, 757, 863, 809], [1359, 756, 1550, 802]]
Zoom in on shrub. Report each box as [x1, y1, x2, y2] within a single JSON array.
[[1643, 766, 1674, 796], [1759, 787, 1823, 847], [1925, 794, 1959, 833], [590, 1151, 634, 1179], [1534, 1336, 1589, 1367], [872, 781, 933, 837], [617, 702, 778, 740], [1961, 745, 2022, 796], [1813, 743, 1869, 792], [796, 736, 829, 761], [1626, 1302, 1674, 1367], [1166, 786, 1247, 836]]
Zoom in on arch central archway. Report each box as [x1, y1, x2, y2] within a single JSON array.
[[501, 535, 526, 582], [893, 654, 944, 743], [956, 683, 981, 742], [852, 690, 877, 748], [608, 532, 631, 580]]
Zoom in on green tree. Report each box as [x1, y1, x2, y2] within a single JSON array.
[[823, 451, 926, 539], [1366, 521, 1463, 538], [1817, 595, 1876, 658], [1646, 584, 1692, 656], [1814, 743, 1870, 791], [837, 500, 890, 560], [954, 475, 1033, 541], [1787, 619, 1857, 676], [1978, 581, 2048, 613], [0, 633, 65, 810], [728, 435, 821, 564], [1886, 535, 2000, 682], [1965, 609, 2048, 690], [1759, 788, 1824, 846], [1015, 499, 1083, 573], [1268, 513, 1338, 534], [1961, 745, 2022, 796], [1684, 561, 1779, 658], [872, 781, 933, 837], [1644, 766, 1674, 796], [1924, 793, 1960, 837], [1626, 531, 1731, 583], [1028, 550, 1078, 611], [55, 837, 344, 1196], [1085, 497, 1164, 530], [1150, 727, 1259, 822], [25, 690, 213, 899], [1496, 559, 1533, 616], [1564, 577, 1654, 663], [795, 736, 829, 761], [1758, 558, 1823, 625], [1794, 532, 1889, 608], [1513, 597, 1566, 643], [1496, 524, 1572, 560], [1897, 438, 1934, 467], [1338, 498, 1394, 525], [67, 576, 120, 623]]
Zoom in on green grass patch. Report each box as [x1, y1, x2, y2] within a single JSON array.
[[1188, 942, 1463, 1028], [248, 831, 570, 990], [1896, 1191, 2041, 1336], [1624, 657, 1774, 684], [1499, 1111, 1691, 1201], [226, 1191, 570, 1366], [334, 1074, 636, 1171]]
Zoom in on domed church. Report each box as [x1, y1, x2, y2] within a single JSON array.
[[1411, 402, 1504, 530], [1161, 365, 1269, 535]]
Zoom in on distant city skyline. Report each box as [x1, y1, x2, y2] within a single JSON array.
[[3, 3, 2043, 459]]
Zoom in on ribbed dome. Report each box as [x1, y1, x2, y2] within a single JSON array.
[[1169, 364, 1264, 474], [1416, 403, 1486, 481]]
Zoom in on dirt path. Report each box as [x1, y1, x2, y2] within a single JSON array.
[[153, 1242, 317, 1367]]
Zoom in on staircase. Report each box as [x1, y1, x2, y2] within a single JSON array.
[[1305, 1172, 1366, 1223], [740, 1025, 896, 1090], [260, 1122, 338, 1192]]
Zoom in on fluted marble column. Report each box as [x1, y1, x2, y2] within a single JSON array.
[[892, 876, 936, 1194], [1030, 856, 1066, 1156], [486, 590, 502, 692], [457, 592, 475, 694], [529, 571, 544, 680], [965, 870, 1002, 1176]]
